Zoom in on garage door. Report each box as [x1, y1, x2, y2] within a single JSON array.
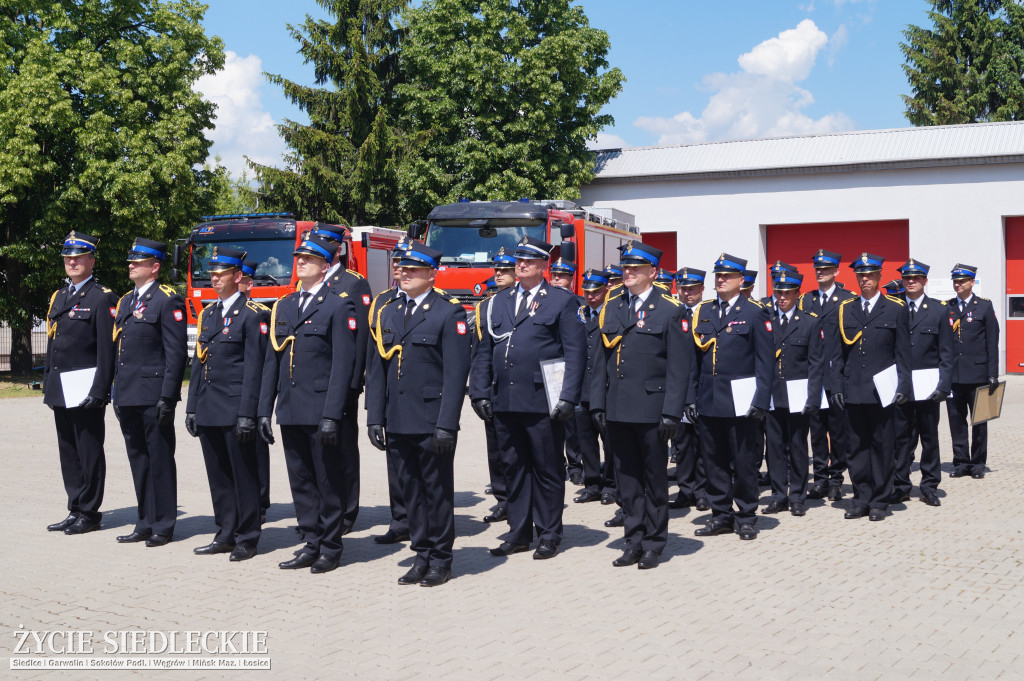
[[1006, 217, 1024, 373], [765, 220, 909, 296], [642, 232, 678, 273]]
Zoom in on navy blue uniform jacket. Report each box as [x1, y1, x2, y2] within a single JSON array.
[[907, 296, 954, 395], [831, 295, 912, 404], [771, 310, 826, 411], [43, 279, 119, 407], [186, 297, 270, 426], [111, 283, 187, 407], [325, 268, 372, 392], [365, 289, 470, 434], [691, 297, 774, 418], [946, 296, 999, 384], [469, 281, 586, 413], [258, 289, 357, 425], [591, 290, 695, 422]]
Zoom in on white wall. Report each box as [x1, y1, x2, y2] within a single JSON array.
[[580, 162, 1024, 374]]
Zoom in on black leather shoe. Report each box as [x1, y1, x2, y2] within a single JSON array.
[[868, 508, 886, 522], [669, 493, 696, 509], [604, 513, 624, 528], [844, 506, 869, 519], [971, 470, 986, 479], [116, 531, 152, 543], [891, 492, 911, 503], [806, 484, 827, 500], [374, 529, 410, 544], [949, 469, 967, 478], [762, 500, 788, 514], [489, 542, 529, 557], [569, 471, 584, 486], [419, 566, 451, 587], [601, 493, 616, 505], [48, 514, 78, 532], [259, 513, 267, 525], [637, 550, 660, 569], [694, 497, 711, 511], [612, 549, 642, 567], [194, 541, 235, 555], [229, 543, 257, 561], [484, 484, 493, 495], [574, 490, 602, 503], [736, 524, 758, 540], [921, 492, 941, 507], [482, 507, 508, 523], [310, 554, 339, 574], [64, 518, 100, 535], [694, 520, 733, 537], [279, 553, 318, 569], [145, 534, 172, 547], [790, 503, 807, 517], [533, 540, 559, 560], [827, 486, 844, 501], [398, 565, 428, 585]]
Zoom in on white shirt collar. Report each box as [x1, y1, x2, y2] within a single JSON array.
[[300, 281, 325, 297], [519, 281, 543, 297], [629, 286, 654, 305], [216, 291, 241, 312], [860, 291, 881, 313], [958, 293, 973, 307], [326, 262, 342, 279], [69, 275, 93, 292], [405, 288, 430, 309], [135, 280, 156, 299], [819, 284, 836, 300]]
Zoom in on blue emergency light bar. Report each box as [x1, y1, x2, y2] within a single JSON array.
[[199, 212, 295, 221]]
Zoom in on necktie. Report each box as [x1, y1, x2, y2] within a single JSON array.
[[719, 301, 728, 319], [632, 296, 641, 315], [405, 298, 416, 322], [863, 300, 870, 316], [68, 284, 76, 298], [211, 301, 223, 328], [779, 312, 788, 330], [821, 292, 827, 308], [909, 301, 916, 318], [960, 299, 967, 313], [299, 291, 311, 312], [516, 289, 531, 318]]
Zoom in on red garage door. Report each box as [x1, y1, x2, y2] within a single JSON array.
[[765, 220, 909, 296], [642, 231, 677, 273], [1006, 217, 1024, 373]]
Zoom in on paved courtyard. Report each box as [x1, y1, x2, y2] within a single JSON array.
[[2, 377, 1023, 680]]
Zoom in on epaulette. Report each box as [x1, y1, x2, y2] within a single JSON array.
[[339, 291, 349, 298], [446, 295, 461, 305], [748, 298, 766, 308], [940, 300, 948, 306], [977, 296, 989, 302], [839, 297, 855, 307], [661, 294, 681, 306], [246, 299, 270, 312], [797, 293, 806, 311], [100, 285, 113, 294], [654, 282, 669, 291], [885, 295, 905, 306], [346, 268, 364, 279], [433, 286, 448, 295], [158, 284, 176, 297], [806, 311, 819, 318], [607, 289, 625, 301]]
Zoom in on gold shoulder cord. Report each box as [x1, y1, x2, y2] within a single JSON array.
[[797, 293, 805, 312], [195, 305, 209, 363], [45, 290, 59, 339], [600, 292, 624, 349], [838, 299, 862, 346], [269, 299, 297, 378], [691, 301, 718, 374], [374, 297, 403, 374], [368, 292, 388, 343], [111, 293, 129, 342], [474, 300, 484, 341]]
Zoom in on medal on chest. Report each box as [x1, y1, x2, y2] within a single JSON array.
[[636, 310, 645, 328], [222, 317, 233, 334]]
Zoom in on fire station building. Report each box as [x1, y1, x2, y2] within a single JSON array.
[[579, 121, 1024, 375]]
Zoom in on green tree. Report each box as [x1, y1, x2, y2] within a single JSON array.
[[0, 0, 224, 373], [206, 161, 260, 215], [901, 0, 1024, 125], [395, 0, 624, 218], [250, 0, 408, 226]]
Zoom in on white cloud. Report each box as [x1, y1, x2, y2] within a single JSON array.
[[633, 19, 854, 146], [195, 51, 286, 179], [588, 132, 630, 150], [827, 24, 849, 66]]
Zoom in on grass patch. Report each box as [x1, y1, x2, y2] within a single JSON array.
[[0, 373, 43, 399]]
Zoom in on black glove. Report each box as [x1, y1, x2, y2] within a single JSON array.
[[235, 416, 256, 444], [830, 392, 846, 411], [591, 409, 607, 435], [802, 402, 820, 415], [156, 398, 175, 426], [927, 389, 947, 402], [893, 392, 909, 406], [657, 415, 680, 443], [317, 417, 339, 446], [258, 417, 276, 445], [550, 400, 574, 422], [471, 398, 493, 422], [432, 428, 457, 455], [744, 406, 767, 421], [185, 413, 199, 438], [989, 377, 1000, 395], [78, 396, 105, 409], [367, 424, 386, 451], [684, 404, 699, 424]]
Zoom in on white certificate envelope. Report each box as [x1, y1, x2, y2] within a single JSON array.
[[873, 364, 899, 406], [539, 358, 566, 413], [786, 379, 808, 412], [731, 376, 757, 417], [60, 367, 96, 407], [911, 368, 940, 401]]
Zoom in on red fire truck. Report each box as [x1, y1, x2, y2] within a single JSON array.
[[172, 212, 404, 351], [407, 199, 640, 308]]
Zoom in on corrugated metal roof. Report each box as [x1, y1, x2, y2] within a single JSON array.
[[591, 121, 1024, 182]]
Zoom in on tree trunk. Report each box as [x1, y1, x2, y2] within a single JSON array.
[[9, 318, 35, 375]]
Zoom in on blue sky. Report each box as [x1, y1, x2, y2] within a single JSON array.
[[198, 0, 929, 177]]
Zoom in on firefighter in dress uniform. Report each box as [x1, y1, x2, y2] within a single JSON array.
[[239, 258, 271, 522], [43, 232, 118, 536], [549, 256, 584, 485]]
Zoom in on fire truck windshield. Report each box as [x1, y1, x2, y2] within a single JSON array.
[[425, 223, 550, 266], [190, 239, 293, 284]]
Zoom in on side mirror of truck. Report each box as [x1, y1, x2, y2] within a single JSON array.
[[407, 221, 426, 240], [559, 220, 575, 239], [560, 242, 576, 263]]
